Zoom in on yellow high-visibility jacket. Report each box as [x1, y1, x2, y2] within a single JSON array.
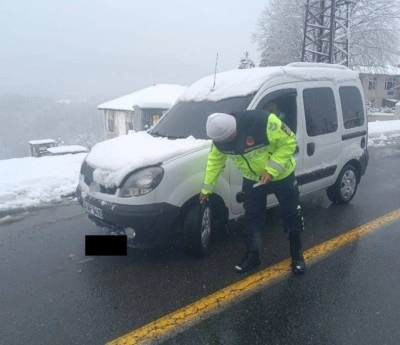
[[201, 110, 297, 195]]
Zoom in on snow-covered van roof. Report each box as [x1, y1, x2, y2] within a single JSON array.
[[97, 84, 187, 111], [181, 62, 360, 102], [353, 65, 400, 76]]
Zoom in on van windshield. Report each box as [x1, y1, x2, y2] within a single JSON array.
[[149, 95, 255, 140]]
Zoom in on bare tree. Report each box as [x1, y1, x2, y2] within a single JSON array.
[[253, 0, 400, 67], [253, 0, 306, 66], [349, 0, 400, 66], [65, 132, 99, 150]]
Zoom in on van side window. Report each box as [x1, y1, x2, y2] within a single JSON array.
[[256, 89, 298, 134], [339, 86, 365, 129], [303, 87, 338, 136]]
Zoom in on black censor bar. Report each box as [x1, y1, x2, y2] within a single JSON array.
[[85, 235, 127, 256]]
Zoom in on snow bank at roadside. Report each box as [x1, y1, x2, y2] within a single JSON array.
[[368, 120, 400, 147], [0, 153, 86, 214]]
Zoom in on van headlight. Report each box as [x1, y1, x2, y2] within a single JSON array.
[[119, 167, 164, 197]]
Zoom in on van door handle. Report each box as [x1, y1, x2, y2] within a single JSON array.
[[307, 143, 315, 156]]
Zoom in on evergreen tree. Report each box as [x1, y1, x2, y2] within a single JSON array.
[[238, 51, 256, 69]]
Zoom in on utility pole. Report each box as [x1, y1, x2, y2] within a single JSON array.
[[301, 0, 355, 66]]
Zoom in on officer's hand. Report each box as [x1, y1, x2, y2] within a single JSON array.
[[260, 171, 272, 185], [199, 193, 209, 204]]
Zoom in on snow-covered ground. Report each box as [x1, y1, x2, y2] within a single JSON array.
[[0, 120, 399, 219], [0, 153, 87, 218], [367, 120, 400, 147]]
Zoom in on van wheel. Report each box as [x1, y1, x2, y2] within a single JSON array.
[[182, 201, 212, 258], [327, 164, 358, 204]]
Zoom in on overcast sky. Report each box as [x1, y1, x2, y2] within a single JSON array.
[[0, 0, 267, 100]]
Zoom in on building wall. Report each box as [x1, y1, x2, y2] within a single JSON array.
[[395, 104, 400, 120], [360, 74, 400, 108], [102, 107, 168, 139], [103, 109, 134, 140]]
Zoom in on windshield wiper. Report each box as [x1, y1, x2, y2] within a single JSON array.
[[150, 131, 166, 138], [166, 135, 187, 139], [150, 131, 186, 139]]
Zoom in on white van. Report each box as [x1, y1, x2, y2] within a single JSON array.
[[76, 62, 369, 257]]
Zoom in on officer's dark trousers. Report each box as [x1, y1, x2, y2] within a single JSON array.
[[242, 172, 304, 252]]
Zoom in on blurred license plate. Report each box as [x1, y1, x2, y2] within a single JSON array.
[[82, 200, 103, 219]]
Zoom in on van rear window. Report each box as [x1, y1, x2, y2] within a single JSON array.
[[339, 86, 365, 129], [303, 87, 338, 136]]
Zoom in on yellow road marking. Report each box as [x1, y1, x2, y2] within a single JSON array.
[[106, 208, 400, 345]]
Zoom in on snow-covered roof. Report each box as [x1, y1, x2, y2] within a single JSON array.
[[47, 145, 88, 154], [181, 63, 359, 102], [97, 84, 187, 111], [353, 65, 400, 76], [28, 139, 55, 145]]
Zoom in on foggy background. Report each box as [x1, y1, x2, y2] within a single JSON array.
[[0, 0, 265, 159]]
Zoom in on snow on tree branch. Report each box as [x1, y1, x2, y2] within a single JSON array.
[[253, 0, 400, 67]]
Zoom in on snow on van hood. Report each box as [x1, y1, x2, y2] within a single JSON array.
[[86, 132, 210, 187]]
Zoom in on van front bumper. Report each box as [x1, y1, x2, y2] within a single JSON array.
[[76, 185, 180, 248]]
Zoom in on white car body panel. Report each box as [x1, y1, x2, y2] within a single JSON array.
[[77, 63, 368, 242]]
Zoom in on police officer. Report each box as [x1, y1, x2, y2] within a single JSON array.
[[199, 110, 306, 274]]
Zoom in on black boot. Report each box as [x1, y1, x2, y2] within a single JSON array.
[[289, 232, 306, 275], [234, 250, 260, 273]]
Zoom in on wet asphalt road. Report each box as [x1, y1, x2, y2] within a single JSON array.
[[162, 221, 400, 345], [0, 145, 400, 345]]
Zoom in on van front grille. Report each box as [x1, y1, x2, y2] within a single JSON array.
[[81, 161, 117, 195], [81, 161, 94, 186], [100, 185, 117, 195]]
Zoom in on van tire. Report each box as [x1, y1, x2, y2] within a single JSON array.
[[327, 164, 358, 204], [182, 201, 212, 258]]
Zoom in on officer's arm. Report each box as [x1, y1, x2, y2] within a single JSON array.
[[201, 143, 227, 195], [265, 114, 297, 179]]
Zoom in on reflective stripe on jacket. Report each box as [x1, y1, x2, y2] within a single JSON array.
[[201, 110, 297, 195]]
